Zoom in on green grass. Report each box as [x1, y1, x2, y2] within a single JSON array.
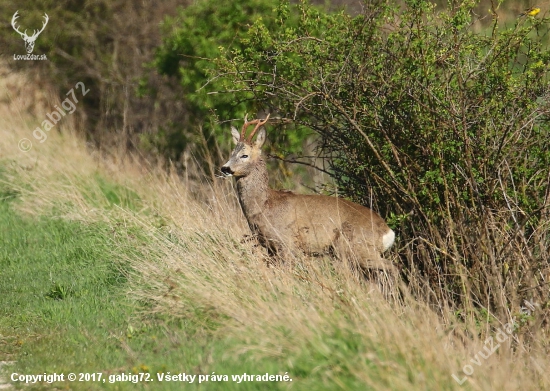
[[0, 181, 297, 390], [0, 169, 496, 391]]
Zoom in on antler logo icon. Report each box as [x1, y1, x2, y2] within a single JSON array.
[[11, 11, 49, 54]]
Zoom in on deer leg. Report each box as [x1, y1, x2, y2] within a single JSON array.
[[356, 246, 399, 276], [260, 237, 293, 267], [333, 230, 398, 275], [359, 257, 398, 274]]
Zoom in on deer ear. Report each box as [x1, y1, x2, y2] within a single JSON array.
[[254, 126, 266, 148], [231, 126, 240, 145]]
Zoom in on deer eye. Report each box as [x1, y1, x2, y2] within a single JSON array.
[[241, 155, 249, 159]]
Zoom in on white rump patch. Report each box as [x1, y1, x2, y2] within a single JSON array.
[[382, 229, 395, 251]]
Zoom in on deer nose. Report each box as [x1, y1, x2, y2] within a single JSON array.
[[221, 166, 233, 176]]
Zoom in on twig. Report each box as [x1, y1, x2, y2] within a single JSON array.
[[267, 154, 333, 176]]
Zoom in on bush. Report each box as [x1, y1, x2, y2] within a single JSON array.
[[215, 0, 550, 317], [152, 0, 314, 163], [0, 0, 185, 161]]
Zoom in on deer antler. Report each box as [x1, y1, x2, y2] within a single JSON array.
[[239, 113, 250, 141], [11, 11, 25, 38], [11, 11, 48, 40], [30, 13, 49, 40], [247, 114, 270, 143], [239, 114, 270, 143]]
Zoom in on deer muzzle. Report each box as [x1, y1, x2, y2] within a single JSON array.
[[221, 165, 234, 176]]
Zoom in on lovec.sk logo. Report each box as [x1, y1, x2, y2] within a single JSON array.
[[11, 10, 48, 61]]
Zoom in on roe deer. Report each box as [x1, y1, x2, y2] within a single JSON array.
[[221, 114, 396, 273]]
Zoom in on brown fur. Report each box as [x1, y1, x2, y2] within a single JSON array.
[[222, 119, 396, 273]]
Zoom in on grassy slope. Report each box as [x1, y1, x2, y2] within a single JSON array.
[[0, 196, 131, 376], [0, 65, 288, 390], [0, 62, 548, 391], [0, 180, 291, 391]]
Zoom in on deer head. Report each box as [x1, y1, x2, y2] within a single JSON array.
[[11, 11, 49, 54], [221, 114, 270, 178]]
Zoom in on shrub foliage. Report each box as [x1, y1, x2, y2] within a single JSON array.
[[215, 0, 550, 316], [0, 0, 187, 162], [153, 0, 311, 158]]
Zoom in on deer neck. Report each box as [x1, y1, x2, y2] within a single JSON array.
[[236, 159, 270, 221]]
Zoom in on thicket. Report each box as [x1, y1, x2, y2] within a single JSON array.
[[211, 0, 550, 321], [151, 0, 315, 163], [2, 0, 549, 324], [0, 0, 188, 161], [0, 0, 313, 170]]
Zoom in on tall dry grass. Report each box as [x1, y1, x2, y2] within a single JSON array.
[[1, 62, 549, 390]]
